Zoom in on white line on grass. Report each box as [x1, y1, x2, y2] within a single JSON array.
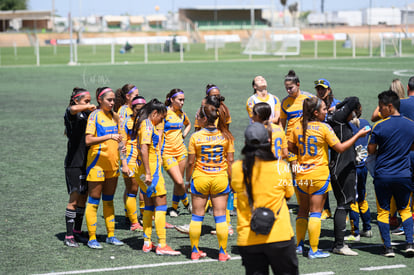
[[32, 256, 242, 275], [301, 272, 335, 275], [360, 264, 406, 271], [277, 63, 392, 72]]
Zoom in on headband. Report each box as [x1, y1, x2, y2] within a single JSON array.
[[127, 86, 137, 95], [72, 91, 89, 100], [170, 91, 184, 99], [98, 88, 113, 99], [132, 98, 146, 105], [206, 86, 219, 95]]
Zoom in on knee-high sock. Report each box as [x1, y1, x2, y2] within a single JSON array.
[[308, 213, 322, 252], [333, 208, 348, 248], [171, 194, 180, 210], [85, 197, 100, 241], [180, 193, 189, 207], [349, 202, 360, 235], [155, 205, 167, 246], [125, 193, 138, 225], [189, 214, 204, 253], [296, 217, 308, 246], [74, 206, 85, 232], [359, 200, 371, 231], [376, 199, 392, 247], [102, 195, 115, 238], [143, 206, 154, 242], [65, 208, 76, 237], [215, 215, 228, 255]]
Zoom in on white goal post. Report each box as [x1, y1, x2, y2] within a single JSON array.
[[380, 32, 402, 57], [243, 28, 301, 56]]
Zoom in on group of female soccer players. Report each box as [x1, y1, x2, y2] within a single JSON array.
[[63, 71, 414, 272]]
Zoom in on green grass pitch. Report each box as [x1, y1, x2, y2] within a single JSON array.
[[1, 56, 414, 274]]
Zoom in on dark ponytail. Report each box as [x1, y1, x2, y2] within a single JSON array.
[[302, 97, 321, 139], [132, 98, 166, 139]]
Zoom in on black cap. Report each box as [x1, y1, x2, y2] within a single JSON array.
[[244, 122, 270, 148]]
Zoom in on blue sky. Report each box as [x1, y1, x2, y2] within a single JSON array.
[[28, 0, 408, 17]]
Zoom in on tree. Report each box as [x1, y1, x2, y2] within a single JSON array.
[[0, 0, 28, 11]]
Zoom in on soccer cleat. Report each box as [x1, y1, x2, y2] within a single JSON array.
[[360, 230, 373, 238], [296, 241, 304, 254], [175, 224, 190, 235], [321, 209, 332, 220], [382, 246, 395, 257], [185, 203, 193, 214], [105, 237, 124, 246], [165, 222, 175, 229], [156, 244, 181, 256], [87, 239, 103, 249], [218, 253, 231, 262], [130, 223, 143, 232], [142, 242, 156, 253], [391, 226, 405, 235], [73, 230, 89, 243], [191, 250, 207, 260], [332, 245, 358, 256], [308, 249, 330, 259], [344, 234, 360, 242], [64, 236, 79, 248], [168, 207, 179, 217], [404, 243, 414, 256]]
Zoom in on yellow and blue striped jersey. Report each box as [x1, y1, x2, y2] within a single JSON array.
[[267, 123, 287, 159], [288, 121, 339, 179], [188, 128, 234, 177], [161, 108, 190, 157], [85, 109, 119, 171], [281, 91, 314, 136], [246, 93, 280, 123], [119, 115, 139, 165], [139, 118, 161, 162], [117, 105, 132, 125]]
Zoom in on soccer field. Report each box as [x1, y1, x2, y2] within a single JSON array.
[[1, 57, 414, 274]]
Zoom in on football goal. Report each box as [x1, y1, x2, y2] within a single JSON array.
[[243, 28, 301, 56]]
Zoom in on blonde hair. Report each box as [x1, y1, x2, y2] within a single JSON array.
[[390, 79, 405, 99]]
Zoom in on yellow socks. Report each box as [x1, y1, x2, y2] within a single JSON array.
[[295, 217, 308, 246], [143, 206, 154, 242], [215, 215, 228, 255], [155, 205, 167, 246], [85, 197, 99, 241], [102, 195, 115, 238], [308, 213, 322, 252], [189, 214, 204, 253], [125, 193, 138, 225]]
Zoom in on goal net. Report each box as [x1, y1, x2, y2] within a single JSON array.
[[380, 32, 402, 57], [243, 28, 301, 56]]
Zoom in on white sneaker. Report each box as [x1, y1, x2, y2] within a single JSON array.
[[332, 245, 358, 256], [174, 224, 190, 235], [168, 208, 179, 217], [344, 234, 360, 242], [360, 230, 373, 238]]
